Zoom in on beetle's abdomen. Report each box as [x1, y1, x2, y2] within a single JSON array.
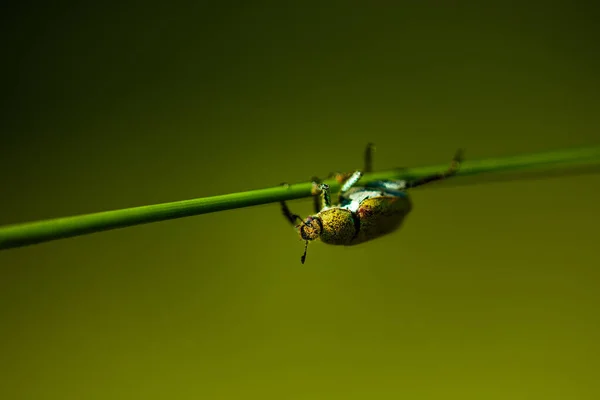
[[350, 195, 412, 245]]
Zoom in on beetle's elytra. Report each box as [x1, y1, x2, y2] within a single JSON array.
[[281, 143, 463, 264]]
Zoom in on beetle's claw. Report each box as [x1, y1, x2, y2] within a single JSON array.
[[311, 181, 322, 196]]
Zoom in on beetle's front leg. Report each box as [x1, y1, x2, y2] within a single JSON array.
[[279, 183, 304, 226], [280, 201, 304, 226]]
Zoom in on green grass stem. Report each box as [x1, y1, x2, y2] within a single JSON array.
[[1, 145, 600, 251]]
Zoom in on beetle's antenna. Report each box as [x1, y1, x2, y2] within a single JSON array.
[[301, 240, 309, 264]]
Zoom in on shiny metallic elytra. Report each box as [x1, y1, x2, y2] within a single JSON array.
[[281, 143, 463, 264]]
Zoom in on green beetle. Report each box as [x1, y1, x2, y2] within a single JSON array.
[[281, 143, 463, 263]]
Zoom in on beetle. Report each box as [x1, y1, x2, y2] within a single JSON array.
[[280, 143, 463, 263]]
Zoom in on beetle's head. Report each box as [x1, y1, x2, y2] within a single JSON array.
[[298, 215, 322, 241], [295, 215, 322, 264]]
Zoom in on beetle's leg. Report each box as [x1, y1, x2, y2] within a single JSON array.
[[364, 142, 375, 173], [318, 183, 332, 209], [314, 171, 355, 186], [310, 176, 324, 213], [281, 201, 304, 226], [405, 149, 464, 189], [310, 171, 353, 212], [331, 142, 371, 195], [279, 183, 304, 226], [339, 170, 363, 195], [365, 180, 407, 191]]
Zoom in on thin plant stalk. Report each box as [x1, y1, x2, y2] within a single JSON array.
[[1, 145, 600, 251]]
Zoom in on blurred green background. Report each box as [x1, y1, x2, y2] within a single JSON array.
[[1, 2, 600, 399]]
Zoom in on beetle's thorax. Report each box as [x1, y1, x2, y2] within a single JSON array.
[[314, 207, 358, 245]]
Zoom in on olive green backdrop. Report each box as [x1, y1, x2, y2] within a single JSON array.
[[1, 2, 599, 399]]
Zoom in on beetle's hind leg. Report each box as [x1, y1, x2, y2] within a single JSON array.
[[405, 149, 464, 189]]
